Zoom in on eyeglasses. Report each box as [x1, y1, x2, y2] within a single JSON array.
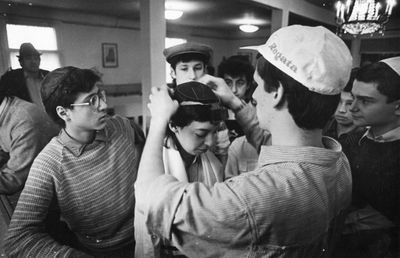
[[70, 90, 107, 109]]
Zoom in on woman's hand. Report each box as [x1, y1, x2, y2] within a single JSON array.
[[148, 86, 179, 126]]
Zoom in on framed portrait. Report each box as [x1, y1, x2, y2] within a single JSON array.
[[102, 43, 118, 68]]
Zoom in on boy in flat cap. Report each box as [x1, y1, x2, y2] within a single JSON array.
[[0, 43, 49, 109], [136, 25, 352, 257], [5, 67, 145, 257], [335, 57, 400, 257], [164, 42, 212, 88]]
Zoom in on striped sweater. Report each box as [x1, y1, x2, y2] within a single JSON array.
[[4, 115, 144, 257]]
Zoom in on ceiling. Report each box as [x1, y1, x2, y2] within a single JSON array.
[[0, 0, 273, 38], [305, 0, 400, 33]]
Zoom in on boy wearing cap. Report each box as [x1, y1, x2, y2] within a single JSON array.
[[5, 67, 145, 257], [136, 25, 352, 257], [336, 57, 400, 256], [164, 42, 213, 88], [0, 43, 49, 108]]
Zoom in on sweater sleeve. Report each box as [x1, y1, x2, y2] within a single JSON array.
[[235, 104, 271, 153], [4, 148, 88, 257], [0, 116, 54, 194]]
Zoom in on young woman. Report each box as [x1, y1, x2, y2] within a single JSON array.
[[135, 81, 227, 257]]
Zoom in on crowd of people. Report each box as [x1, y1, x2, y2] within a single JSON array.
[[0, 24, 398, 257]]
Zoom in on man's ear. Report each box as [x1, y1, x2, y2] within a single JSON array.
[[170, 67, 176, 79], [56, 106, 70, 122], [271, 82, 285, 108]]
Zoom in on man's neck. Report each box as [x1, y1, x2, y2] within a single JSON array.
[[24, 70, 40, 79], [269, 113, 323, 148], [370, 121, 400, 137]]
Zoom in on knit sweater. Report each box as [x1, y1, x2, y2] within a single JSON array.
[[5, 115, 144, 257], [341, 131, 400, 226], [0, 96, 58, 194]]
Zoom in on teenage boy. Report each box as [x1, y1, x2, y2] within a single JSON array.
[[5, 67, 145, 257], [135, 25, 353, 257], [164, 42, 212, 87], [324, 68, 362, 140], [337, 57, 400, 257]]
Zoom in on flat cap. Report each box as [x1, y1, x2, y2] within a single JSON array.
[[163, 42, 213, 64]]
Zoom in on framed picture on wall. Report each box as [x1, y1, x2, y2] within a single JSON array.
[[102, 43, 118, 68]]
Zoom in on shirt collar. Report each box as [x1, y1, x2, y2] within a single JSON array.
[[359, 126, 400, 144], [258, 136, 342, 167], [24, 70, 45, 80], [58, 127, 108, 156]]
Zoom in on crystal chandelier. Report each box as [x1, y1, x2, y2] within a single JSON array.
[[335, 0, 397, 36]]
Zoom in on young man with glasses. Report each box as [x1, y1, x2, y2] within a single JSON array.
[[5, 66, 145, 257]]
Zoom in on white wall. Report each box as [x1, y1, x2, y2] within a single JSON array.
[[57, 23, 142, 85]]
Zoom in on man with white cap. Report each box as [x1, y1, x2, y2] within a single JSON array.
[[135, 25, 352, 257], [336, 57, 400, 257]]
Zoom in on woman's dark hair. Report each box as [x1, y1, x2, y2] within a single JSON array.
[[355, 61, 400, 103], [41, 67, 101, 127], [166, 81, 226, 139], [256, 57, 340, 130]]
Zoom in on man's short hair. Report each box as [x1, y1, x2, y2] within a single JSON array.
[[343, 67, 359, 93], [257, 56, 340, 130], [41, 67, 101, 127], [355, 62, 400, 103], [217, 55, 254, 85]]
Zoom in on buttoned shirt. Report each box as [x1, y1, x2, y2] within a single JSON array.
[[141, 104, 352, 257], [360, 126, 400, 143]]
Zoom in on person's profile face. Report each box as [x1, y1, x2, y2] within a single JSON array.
[[350, 80, 397, 130], [64, 84, 108, 133], [21, 55, 41, 73], [334, 91, 354, 126], [223, 74, 248, 99], [172, 120, 217, 156], [172, 60, 206, 85]]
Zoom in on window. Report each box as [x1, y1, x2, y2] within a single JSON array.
[[6, 24, 61, 71], [165, 37, 186, 84]]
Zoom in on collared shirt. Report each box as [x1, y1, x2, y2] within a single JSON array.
[[143, 135, 352, 257], [5, 116, 142, 257], [24, 71, 46, 110], [359, 126, 400, 143]]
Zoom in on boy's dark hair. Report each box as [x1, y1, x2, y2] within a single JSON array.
[[355, 62, 400, 103], [218, 55, 254, 84], [169, 53, 208, 70], [41, 67, 101, 127], [343, 67, 359, 93], [256, 57, 340, 130]]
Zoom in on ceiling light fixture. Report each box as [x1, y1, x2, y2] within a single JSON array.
[[239, 24, 259, 33], [335, 0, 397, 36], [165, 9, 183, 20]]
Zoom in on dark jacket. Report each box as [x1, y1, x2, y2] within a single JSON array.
[[0, 68, 49, 102]]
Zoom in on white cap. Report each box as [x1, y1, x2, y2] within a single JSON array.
[[380, 56, 400, 76], [241, 25, 353, 95]]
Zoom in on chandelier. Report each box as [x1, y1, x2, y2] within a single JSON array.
[[335, 0, 397, 36]]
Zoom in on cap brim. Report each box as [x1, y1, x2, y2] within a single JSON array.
[[239, 45, 260, 51]]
